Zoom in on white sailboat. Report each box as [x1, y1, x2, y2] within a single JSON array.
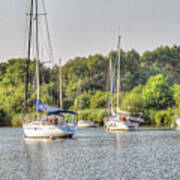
[[74, 79, 98, 128], [175, 118, 180, 129], [23, 0, 78, 138], [78, 120, 98, 128], [105, 36, 144, 131]]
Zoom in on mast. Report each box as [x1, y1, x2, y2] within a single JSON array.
[[35, 0, 40, 119], [24, 0, 34, 122], [108, 57, 113, 114], [35, 0, 40, 102], [78, 79, 82, 119], [109, 56, 117, 116], [116, 35, 121, 112], [59, 59, 63, 109]]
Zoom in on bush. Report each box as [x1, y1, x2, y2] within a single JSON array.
[[143, 109, 157, 125], [77, 109, 107, 125], [121, 90, 144, 113], [0, 108, 11, 126], [174, 84, 180, 116], [11, 114, 23, 127], [74, 91, 91, 110], [143, 74, 174, 110], [155, 108, 174, 126], [90, 91, 109, 109], [11, 113, 38, 127]]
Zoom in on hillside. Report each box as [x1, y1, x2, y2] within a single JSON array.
[[0, 45, 180, 126]]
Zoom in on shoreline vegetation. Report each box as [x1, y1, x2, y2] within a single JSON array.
[[0, 45, 180, 127]]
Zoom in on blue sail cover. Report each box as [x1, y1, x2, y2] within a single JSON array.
[[36, 99, 60, 113], [47, 110, 77, 116]]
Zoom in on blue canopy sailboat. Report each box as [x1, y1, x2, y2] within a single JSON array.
[[24, 99, 78, 138], [23, 0, 78, 138]]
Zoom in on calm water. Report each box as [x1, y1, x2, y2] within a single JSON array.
[[1, 128, 180, 180]]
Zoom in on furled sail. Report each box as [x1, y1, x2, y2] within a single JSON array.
[[36, 99, 60, 112]]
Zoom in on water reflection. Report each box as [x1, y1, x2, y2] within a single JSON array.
[[23, 138, 67, 180], [1, 128, 180, 179]]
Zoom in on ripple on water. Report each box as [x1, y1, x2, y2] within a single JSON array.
[[1, 128, 180, 180]]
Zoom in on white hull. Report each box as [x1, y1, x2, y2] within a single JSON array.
[[23, 124, 78, 138], [78, 120, 98, 128], [176, 119, 180, 126], [105, 120, 139, 131], [105, 114, 143, 131], [176, 119, 180, 130]]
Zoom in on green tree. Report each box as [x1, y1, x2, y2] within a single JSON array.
[[174, 84, 180, 115], [90, 91, 109, 109], [143, 74, 174, 110], [121, 85, 144, 113]]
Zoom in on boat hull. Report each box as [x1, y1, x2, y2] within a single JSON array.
[[23, 124, 78, 138], [78, 125, 97, 128], [78, 120, 98, 129], [176, 119, 180, 129], [104, 114, 142, 132], [105, 121, 139, 131]]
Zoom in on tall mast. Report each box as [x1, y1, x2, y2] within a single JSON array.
[[116, 35, 121, 112], [109, 56, 117, 116], [24, 0, 34, 121], [59, 59, 63, 109], [108, 57, 113, 114], [78, 79, 82, 119], [35, 0, 40, 101]]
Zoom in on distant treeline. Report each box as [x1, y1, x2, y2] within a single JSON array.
[[0, 45, 180, 126]]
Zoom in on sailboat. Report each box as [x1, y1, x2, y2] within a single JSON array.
[[23, 0, 78, 138], [105, 36, 144, 131], [74, 80, 98, 128]]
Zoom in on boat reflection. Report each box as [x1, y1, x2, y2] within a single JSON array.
[[23, 138, 67, 180]]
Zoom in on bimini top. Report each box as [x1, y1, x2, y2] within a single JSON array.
[[47, 110, 77, 116]]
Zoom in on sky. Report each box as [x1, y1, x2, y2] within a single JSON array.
[[0, 0, 180, 64]]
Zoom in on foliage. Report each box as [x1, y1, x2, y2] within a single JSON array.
[[0, 109, 11, 126], [143, 109, 157, 125], [11, 114, 23, 127], [78, 109, 107, 125], [173, 84, 180, 115], [0, 44, 180, 126], [74, 91, 91, 110], [154, 108, 174, 126], [90, 91, 109, 109], [121, 85, 144, 113], [143, 74, 174, 110]]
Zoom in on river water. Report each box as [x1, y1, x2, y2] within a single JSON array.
[[1, 128, 180, 180]]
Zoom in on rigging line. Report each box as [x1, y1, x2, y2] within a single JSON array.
[[32, 74, 36, 121], [23, 4, 29, 60], [74, 81, 79, 112], [24, 0, 34, 121], [59, 59, 63, 109], [78, 79, 82, 120], [41, 0, 55, 64], [107, 57, 112, 115]]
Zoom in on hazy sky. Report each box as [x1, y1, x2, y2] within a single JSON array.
[[0, 0, 180, 64]]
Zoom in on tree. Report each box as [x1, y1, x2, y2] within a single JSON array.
[[143, 74, 174, 110], [90, 91, 109, 109], [121, 85, 144, 113], [174, 84, 180, 115]]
